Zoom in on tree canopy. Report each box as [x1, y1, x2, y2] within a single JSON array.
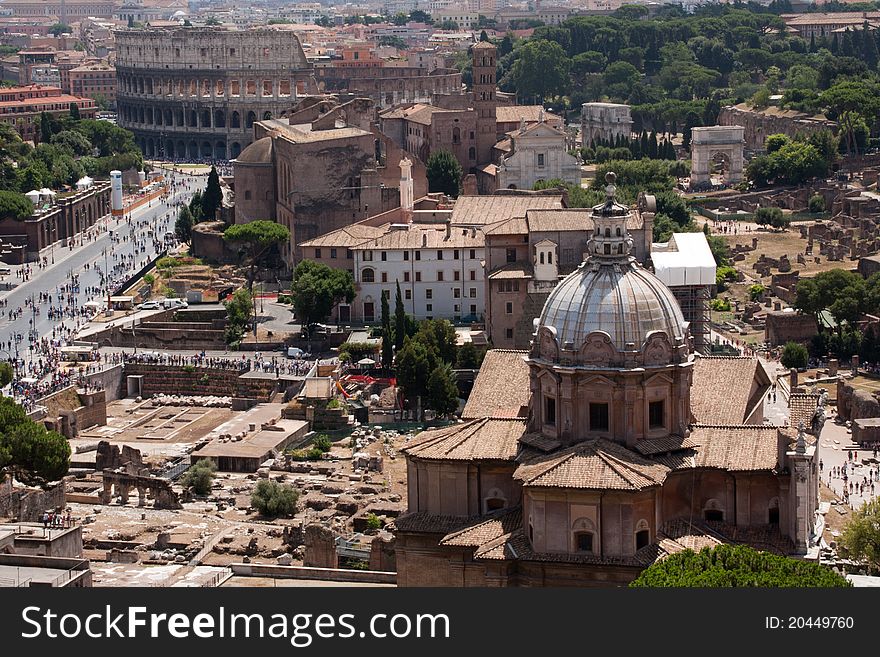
[[0, 397, 70, 486], [222, 220, 290, 291], [839, 498, 880, 571], [0, 190, 33, 221], [426, 150, 463, 197], [630, 544, 851, 587], [290, 259, 356, 333]]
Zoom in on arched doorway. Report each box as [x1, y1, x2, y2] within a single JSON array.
[[246, 111, 256, 128], [201, 141, 213, 159], [230, 142, 241, 158], [215, 141, 226, 160]]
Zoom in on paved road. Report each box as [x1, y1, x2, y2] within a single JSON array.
[[2, 166, 206, 379]]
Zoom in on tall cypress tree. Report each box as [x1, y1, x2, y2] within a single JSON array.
[[831, 33, 840, 55], [649, 131, 659, 159], [865, 25, 879, 69], [394, 281, 406, 350], [381, 290, 393, 366], [809, 33, 816, 53], [200, 165, 223, 220]]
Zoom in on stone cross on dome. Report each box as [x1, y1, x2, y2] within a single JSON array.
[[587, 171, 634, 261]]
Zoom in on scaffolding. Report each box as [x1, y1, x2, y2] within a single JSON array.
[[670, 284, 711, 354]]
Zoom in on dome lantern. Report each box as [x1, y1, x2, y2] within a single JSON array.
[[587, 172, 634, 261]]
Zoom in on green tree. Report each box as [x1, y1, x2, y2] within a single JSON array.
[[251, 479, 299, 517], [630, 545, 850, 587], [781, 341, 809, 369], [426, 150, 463, 197], [438, 20, 458, 30], [290, 260, 356, 333], [0, 362, 12, 388], [409, 10, 431, 24], [511, 39, 571, 102], [175, 205, 193, 243], [426, 363, 459, 417], [39, 112, 54, 142], [391, 11, 409, 25], [68, 102, 80, 121], [180, 459, 216, 495], [808, 194, 826, 213], [840, 498, 880, 571], [456, 341, 479, 368], [222, 220, 290, 292], [765, 133, 790, 153], [0, 191, 33, 221], [748, 284, 765, 302], [49, 22, 71, 36], [0, 397, 70, 486], [395, 336, 436, 404], [754, 206, 783, 229], [200, 165, 222, 220], [394, 281, 407, 350], [381, 290, 393, 366], [224, 288, 253, 345]]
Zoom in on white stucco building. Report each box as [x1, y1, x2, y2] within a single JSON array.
[[352, 224, 485, 323], [496, 119, 581, 190]]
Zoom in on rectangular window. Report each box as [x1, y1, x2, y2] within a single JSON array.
[[404, 271, 410, 282], [381, 251, 387, 261], [314, 248, 321, 258], [363, 251, 373, 261], [505, 328, 513, 339], [454, 271, 460, 281], [649, 400, 665, 429], [469, 288, 477, 298], [506, 302, 513, 314], [381, 272, 388, 283], [470, 270, 476, 281], [537, 153, 545, 166], [404, 251, 409, 261], [346, 249, 353, 259], [589, 403, 609, 432], [405, 289, 411, 300], [437, 250, 443, 260], [330, 248, 337, 259], [426, 289, 433, 299], [506, 248, 516, 263], [545, 397, 556, 426], [426, 304, 432, 312], [513, 281, 520, 292], [470, 249, 476, 259], [454, 250, 459, 260], [470, 304, 477, 314], [415, 251, 421, 261], [437, 271, 444, 281], [415, 272, 421, 282], [454, 288, 461, 298]]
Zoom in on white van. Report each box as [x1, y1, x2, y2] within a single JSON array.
[[162, 298, 188, 309]]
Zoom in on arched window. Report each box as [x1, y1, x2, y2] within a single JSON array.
[[231, 111, 240, 129], [604, 244, 611, 255], [246, 111, 256, 128], [635, 520, 650, 551], [452, 127, 461, 144], [483, 488, 506, 513], [468, 146, 475, 160], [548, 251, 553, 264], [616, 227, 621, 236], [361, 268, 375, 283], [604, 227, 611, 238], [539, 252, 544, 264], [704, 499, 724, 522], [571, 518, 596, 554]]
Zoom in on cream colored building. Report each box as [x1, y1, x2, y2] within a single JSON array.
[[496, 119, 581, 191]]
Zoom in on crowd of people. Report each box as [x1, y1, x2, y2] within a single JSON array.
[[823, 448, 880, 507]]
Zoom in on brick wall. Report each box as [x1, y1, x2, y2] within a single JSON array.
[[121, 364, 276, 401]]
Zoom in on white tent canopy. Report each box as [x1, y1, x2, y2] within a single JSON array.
[[651, 232, 716, 287], [76, 176, 94, 190], [357, 357, 376, 366]]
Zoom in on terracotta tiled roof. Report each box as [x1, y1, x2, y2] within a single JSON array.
[[440, 507, 521, 547], [350, 224, 484, 250], [390, 512, 473, 535], [402, 418, 524, 462], [526, 208, 643, 232], [496, 105, 561, 124], [789, 393, 819, 432], [450, 195, 563, 226], [519, 432, 561, 452], [486, 263, 533, 280], [691, 356, 772, 425], [461, 349, 530, 420], [633, 434, 699, 456], [484, 216, 529, 235], [688, 425, 781, 471], [299, 222, 389, 248], [514, 439, 671, 490]]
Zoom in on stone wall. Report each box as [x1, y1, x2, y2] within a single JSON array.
[[90, 319, 228, 350], [837, 379, 880, 422], [0, 479, 66, 521], [121, 364, 276, 401], [764, 311, 818, 346], [718, 103, 836, 151]]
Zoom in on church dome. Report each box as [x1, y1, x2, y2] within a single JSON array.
[[533, 173, 689, 366]]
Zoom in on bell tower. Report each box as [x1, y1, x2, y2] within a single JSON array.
[[471, 41, 498, 166]]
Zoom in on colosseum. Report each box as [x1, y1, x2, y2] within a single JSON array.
[[114, 27, 316, 161]]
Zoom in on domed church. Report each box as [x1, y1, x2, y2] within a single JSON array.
[[394, 174, 819, 587]]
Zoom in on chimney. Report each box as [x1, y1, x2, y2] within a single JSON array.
[[445, 221, 451, 240], [399, 156, 413, 222], [422, 232, 427, 247]]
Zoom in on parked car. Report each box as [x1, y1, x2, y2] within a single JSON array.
[[137, 301, 161, 310]]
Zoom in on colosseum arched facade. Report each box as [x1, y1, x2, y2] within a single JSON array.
[[114, 27, 316, 161]]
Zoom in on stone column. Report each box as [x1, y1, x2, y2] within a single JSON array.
[[828, 358, 838, 376], [787, 425, 817, 554], [790, 367, 798, 390]]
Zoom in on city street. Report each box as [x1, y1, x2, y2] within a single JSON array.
[[1, 165, 208, 400]]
